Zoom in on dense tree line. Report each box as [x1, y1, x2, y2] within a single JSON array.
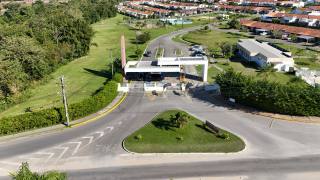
[[0, 0, 118, 110], [216, 70, 320, 116]]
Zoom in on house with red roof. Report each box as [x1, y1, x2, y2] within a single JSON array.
[[240, 19, 320, 42]]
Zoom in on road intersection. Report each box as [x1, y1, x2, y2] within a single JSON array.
[[0, 26, 320, 179], [0, 91, 320, 179]]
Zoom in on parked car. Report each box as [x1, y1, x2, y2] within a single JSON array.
[[190, 45, 203, 52], [143, 51, 151, 57]]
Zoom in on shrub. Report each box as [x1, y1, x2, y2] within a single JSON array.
[[217, 132, 230, 140], [0, 80, 119, 136], [216, 70, 320, 116], [176, 136, 184, 141], [136, 32, 151, 44], [10, 162, 66, 180], [135, 134, 143, 140], [113, 73, 123, 83]]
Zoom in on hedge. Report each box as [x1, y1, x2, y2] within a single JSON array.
[[216, 70, 320, 116], [0, 79, 119, 136]]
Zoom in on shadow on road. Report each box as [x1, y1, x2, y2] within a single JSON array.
[[188, 85, 258, 114]]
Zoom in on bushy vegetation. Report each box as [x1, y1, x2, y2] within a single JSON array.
[[0, 0, 118, 110], [216, 70, 320, 116], [0, 79, 118, 136], [11, 162, 66, 180]]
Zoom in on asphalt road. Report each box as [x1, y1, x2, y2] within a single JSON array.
[[68, 155, 320, 180], [0, 25, 320, 179], [142, 26, 201, 61], [0, 90, 320, 179], [142, 25, 205, 76]]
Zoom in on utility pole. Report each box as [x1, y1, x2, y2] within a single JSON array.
[[60, 76, 70, 127]]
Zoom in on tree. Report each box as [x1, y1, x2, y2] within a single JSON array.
[[289, 34, 297, 42], [271, 30, 283, 39], [176, 113, 189, 128], [136, 32, 151, 44], [218, 41, 235, 59], [227, 18, 240, 29], [0, 0, 118, 107]]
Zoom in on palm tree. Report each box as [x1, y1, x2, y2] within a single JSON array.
[[177, 114, 189, 128]]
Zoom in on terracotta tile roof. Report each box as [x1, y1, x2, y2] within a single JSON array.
[[242, 0, 277, 4], [120, 6, 153, 15], [169, 2, 198, 6], [218, 4, 272, 11], [240, 19, 320, 38], [309, 6, 320, 11], [142, 5, 171, 13]]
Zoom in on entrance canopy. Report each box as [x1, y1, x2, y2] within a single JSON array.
[[124, 56, 209, 81]]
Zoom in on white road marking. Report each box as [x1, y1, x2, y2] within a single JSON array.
[[105, 126, 114, 132], [118, 121, 122, 125], [34, 152, 55, 163], [54, 147, 69, 163], [69, 142, 82, 155], [82, 136, 94, 144], [95, 131, 104, 138]]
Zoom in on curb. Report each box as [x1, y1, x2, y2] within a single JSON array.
[[121, 109, 247, 155], [71, 93, 127, 128], [254, 112, 320, 124], [0, 93, 128, 143]]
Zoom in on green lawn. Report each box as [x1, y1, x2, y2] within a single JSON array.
[[124, 110, 245, 153], [216, 61, 301, 84], [182, 30, 307, 85], [196, 65, 222, 83], [273, 43, 320, 70], [0, 15, 208, 118]]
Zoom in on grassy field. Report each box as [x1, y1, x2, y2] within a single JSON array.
[[0, 15, 207, 118], [273, 43, 320, 70], [124, 110, 245, 153], [182, 30, 306, 84], [196, 65, 222, 83]]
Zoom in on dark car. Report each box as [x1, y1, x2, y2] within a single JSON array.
[[143, 51, 152, 57]]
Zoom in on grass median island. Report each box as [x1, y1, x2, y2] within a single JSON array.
[[124, 110, 245, 153]]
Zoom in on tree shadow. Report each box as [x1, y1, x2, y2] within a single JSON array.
[[129, 38, 144, 45], [195, 124, 216, 134], [152, 118, 176, 131], [128, 54, 138, 58], [83, 68, 111, 79]]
